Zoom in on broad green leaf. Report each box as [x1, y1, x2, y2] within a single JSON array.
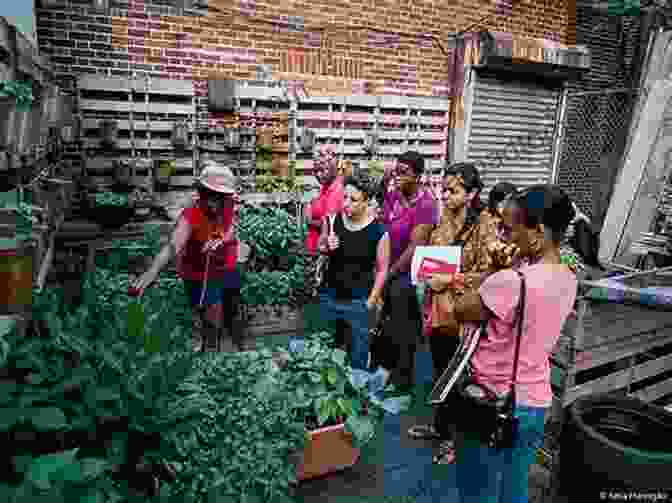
[[58, 460, 84, 483], [345, 416, 375, 446], [0, 407, 23, 430], [29, 407, 69, 431], [326, 367, 338, 386], [27, 449, 79, 490], [80, 490, 105, 503], [330, 349, 346, 367], [79, 458, 111, 481], [12, 454, 33, 474], [93, 387, 121, 402], [336, 398, 353, 417]]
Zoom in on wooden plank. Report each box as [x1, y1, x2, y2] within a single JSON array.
[[300, 96, 333, 105], [236, 85, 286, 100], [578, 302, 672, 349], [631, 375, 672, 403], [406, 96, 451, 111], [378, 144, 443, 156], [564, 352, 672, 405], [82, 119, 175, 132], [83, 138, 179, 150], [78, 75, 130, 93], [631, 352, 672, 383], [344, 95, 378, 107], [169, 175, 195, 187], [296, 110, 375, 123], [80, 99, 194, 115], [557, 331, 672, 373], [133, 78, 193, 96]]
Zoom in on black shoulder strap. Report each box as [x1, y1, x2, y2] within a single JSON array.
[[509, 270, 527, 405]]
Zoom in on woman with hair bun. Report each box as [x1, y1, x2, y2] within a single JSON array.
[[407, 162, 498, 465], [450, 184, 579, 503]]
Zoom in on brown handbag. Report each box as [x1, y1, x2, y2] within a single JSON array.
[[423, 222, 478, 337]]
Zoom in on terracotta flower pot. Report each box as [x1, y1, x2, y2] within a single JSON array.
[[294, 423, 360, 481], [272, 157, 289, 177]]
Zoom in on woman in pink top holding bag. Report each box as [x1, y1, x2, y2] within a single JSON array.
[[444, 185, 579, 503]]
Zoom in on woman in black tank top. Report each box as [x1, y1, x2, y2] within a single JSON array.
[[317, 174, 390, 370]]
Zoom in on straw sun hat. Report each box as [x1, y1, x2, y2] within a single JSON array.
[[197, 161, 237, 194]]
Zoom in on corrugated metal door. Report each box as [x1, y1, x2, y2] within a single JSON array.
[[464, 72, 562, 198]]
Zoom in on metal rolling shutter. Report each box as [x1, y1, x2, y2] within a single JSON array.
[[465, 72, 562, 199]]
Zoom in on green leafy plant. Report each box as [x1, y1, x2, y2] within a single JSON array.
[[236, 205, 309, 307], [94, 192, 130, 207], [277, 332, 411, 448], [0, 81, 35, 109], [367, 160, 385, 179]]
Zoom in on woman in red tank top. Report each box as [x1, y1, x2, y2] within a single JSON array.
[[132, 161, 241, 352]]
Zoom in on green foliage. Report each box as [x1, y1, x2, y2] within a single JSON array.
[[236, 205, 308, 307], [94, 192, 131, 208], [367, 160, 386, 179], [280, 332, 393, 448], [0, 81, 35, 109], [95, 224, 163, 272]]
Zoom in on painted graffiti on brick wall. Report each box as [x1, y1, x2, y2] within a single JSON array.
[[478, 106, 558, 172]]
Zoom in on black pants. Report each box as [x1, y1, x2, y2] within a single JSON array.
[[430, 333, 460, 439], [373, 274, 423, 389]]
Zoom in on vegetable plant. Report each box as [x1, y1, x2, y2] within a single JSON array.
[[94, 192, 130, 208], [0, 81, 35, 109], [277, 332, 412, 448]]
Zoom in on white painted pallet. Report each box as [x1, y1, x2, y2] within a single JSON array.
[[78, 75, 196, 157]]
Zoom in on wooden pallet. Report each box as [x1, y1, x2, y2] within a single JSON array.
[[550, 299, 672, 409], [233, 84, 449, 163], [78, 75, 196, 155]]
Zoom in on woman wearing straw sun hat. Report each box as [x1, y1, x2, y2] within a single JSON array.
[[132, 160, 242, 352]]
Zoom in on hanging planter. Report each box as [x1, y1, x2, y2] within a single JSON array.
[[155, 159, 175, 184], [99, 119, 118, 148], [228, 128, 241, 147], [363, 131, 379, 155], [0, 97, 15, 150], [0, 238, 35, 314], [171, 121, 188, 151], [299, 128, 316, 153]]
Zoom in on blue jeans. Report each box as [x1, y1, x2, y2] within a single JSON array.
[[454, 404, 547, 503], [318, 290, 372, 371]]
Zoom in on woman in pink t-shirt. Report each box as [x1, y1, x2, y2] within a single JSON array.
[[443, 185, 579, 503]]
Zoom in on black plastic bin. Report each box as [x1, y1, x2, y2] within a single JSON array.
[[559, 394, 672, 499]]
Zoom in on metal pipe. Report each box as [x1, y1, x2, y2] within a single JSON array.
[[550, 86, 568, 184]]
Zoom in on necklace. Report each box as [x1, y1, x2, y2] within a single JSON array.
[[343, 214, 372, 232]]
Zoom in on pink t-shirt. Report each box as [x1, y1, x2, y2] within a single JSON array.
[[471, 264, 577, 407]]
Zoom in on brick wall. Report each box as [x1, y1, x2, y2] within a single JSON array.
[[35, 0, 574, 101]]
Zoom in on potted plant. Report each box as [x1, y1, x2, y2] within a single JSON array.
[[273, 334, 411, 481], [87, 191, 134, 229]]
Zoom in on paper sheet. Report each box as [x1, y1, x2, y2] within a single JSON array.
[[411, 246, 462, 285]]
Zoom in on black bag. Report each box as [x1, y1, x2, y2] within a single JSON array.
[[448, 270, 527, 450]]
